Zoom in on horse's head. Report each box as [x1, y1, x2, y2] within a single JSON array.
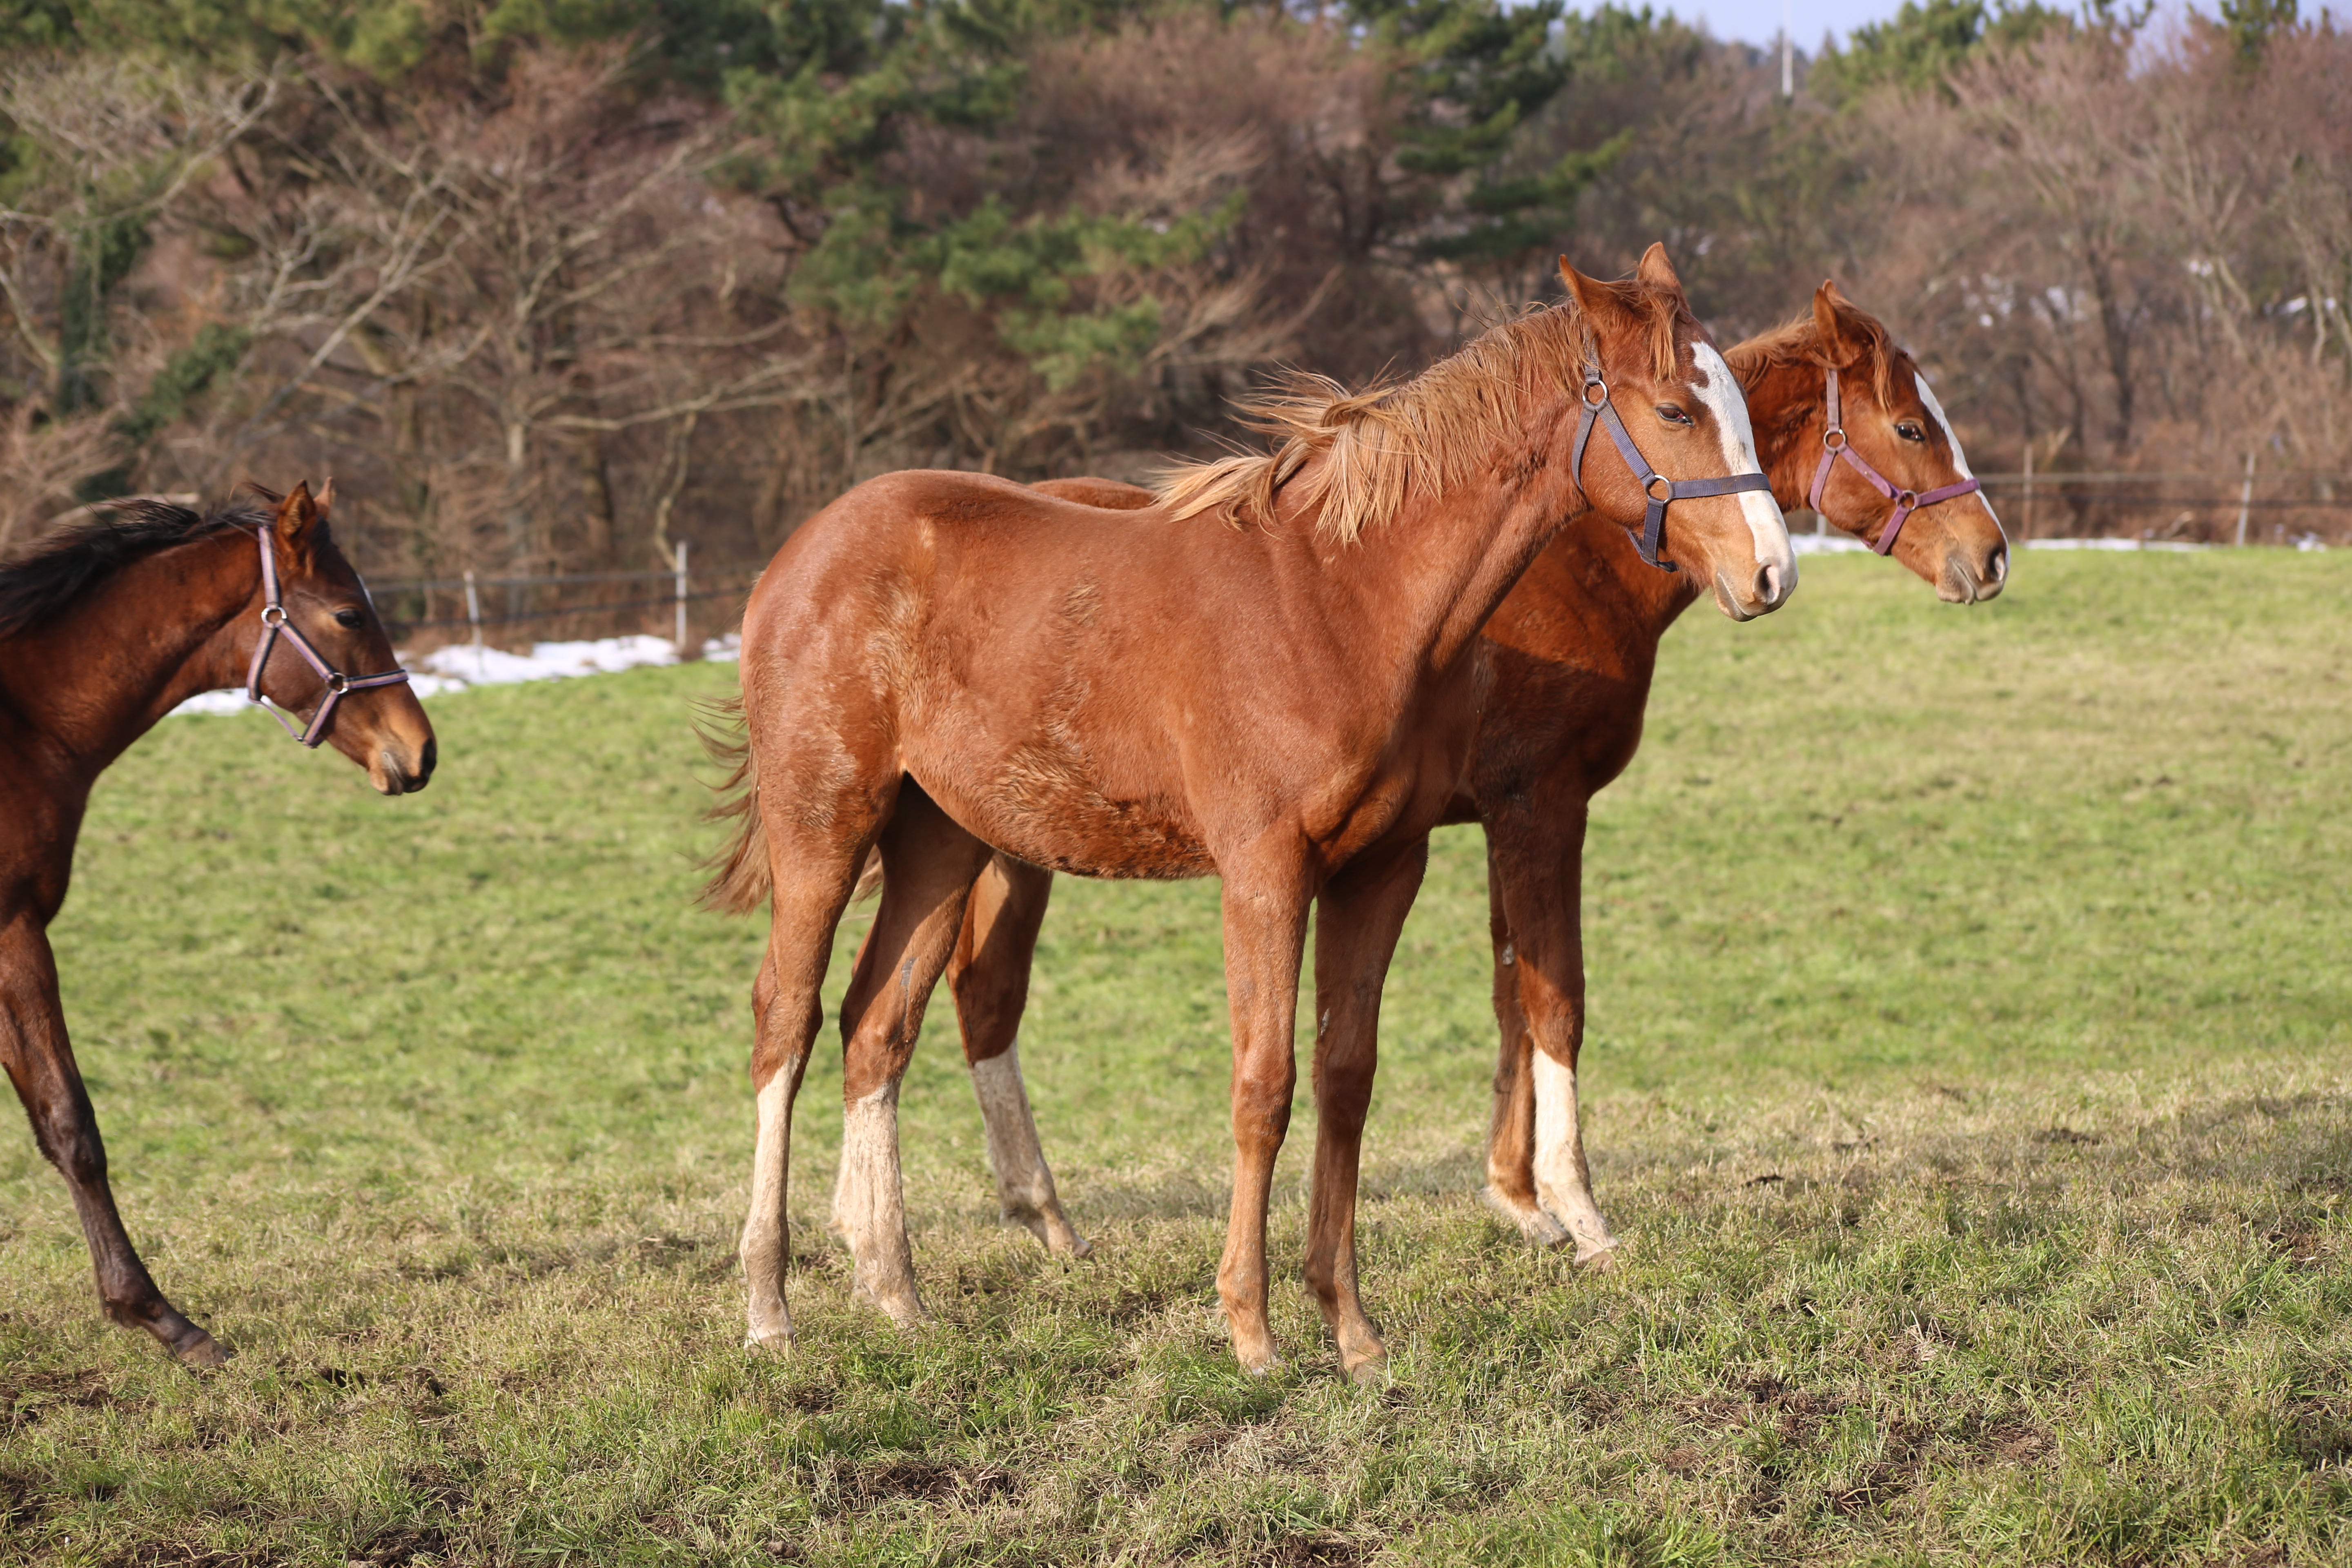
[[1557, 247, 1795, 621], [1799, 282, 2009, 603], [247, 482, 437, 794]]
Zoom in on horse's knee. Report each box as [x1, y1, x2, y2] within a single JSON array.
[[33, 1108, 106, 1188]]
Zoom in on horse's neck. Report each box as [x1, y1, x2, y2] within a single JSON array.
[[1744, 358, 1831, 525], [4, 536, 256, 778], [1306, 410, 1586, 682]]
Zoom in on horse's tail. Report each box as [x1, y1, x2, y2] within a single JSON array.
[[697, 693, 885, 913], [697, 694, 771, 914]]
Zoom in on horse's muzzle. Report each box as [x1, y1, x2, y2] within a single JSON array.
[[375, 737, 436, 795], [1940, 541, 2009, 604], [1713, 560, 1793, 622]]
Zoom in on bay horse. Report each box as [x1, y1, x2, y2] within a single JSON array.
[[860, 280, 2007, 1272], [706, 248, 1794, 1376], [0, 483, 433, 1365]]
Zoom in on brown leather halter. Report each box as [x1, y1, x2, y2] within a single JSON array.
[[244, 522, 410, 747], [1570, 359, 1775, 573]]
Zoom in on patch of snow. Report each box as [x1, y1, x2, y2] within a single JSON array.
[[1791, 532, 1870, 555], [167, 632, 738, 720]]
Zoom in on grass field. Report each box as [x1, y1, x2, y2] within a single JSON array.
[[3, 550, 2350, 1566]]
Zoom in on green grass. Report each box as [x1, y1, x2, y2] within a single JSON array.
[[4, 550, 2350, 1566]]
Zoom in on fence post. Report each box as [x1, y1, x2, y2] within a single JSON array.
[[2020, 439, 2034, 542], [2234, 450, 2257, 547], [463, 568, 483, 679], [674, 540, 690, 657]]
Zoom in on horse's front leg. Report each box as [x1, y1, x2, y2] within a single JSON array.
[[1482, 793, 1618, 1265], [834, 783, 992, 1326], [947, 853, 1090, 1258], [0, 914, 225, 1365], [1304, 837, 1427, 1381], [1215, 855, 1314, 1374]]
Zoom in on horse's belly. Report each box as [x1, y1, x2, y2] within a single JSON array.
[[919, 746, 1215, 882]]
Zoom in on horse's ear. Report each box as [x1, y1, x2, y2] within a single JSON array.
[[316, 476, 335, 524], [274, 481, 321, 550], [1635, 243, 1683, 295], [1814, 280, 1859, 366], [1558, 256, 1613, 324]]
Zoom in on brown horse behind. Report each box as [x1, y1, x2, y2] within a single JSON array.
[[866, 280, 2007, 1268], [0, 484, 434, 1364], [709, 249, 1793, 1376]]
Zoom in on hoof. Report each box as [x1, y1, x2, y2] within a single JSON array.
[[745, 1302, 796, 1352], [1229, 1321, 1283, 1376], [850, 1272, 928, 1328], [1482, 1185, 1570, 1248], [115, 1301, 227, 1369], [1572, 1241, 1620, 1273], [1342, 1351, 1390, 1386]]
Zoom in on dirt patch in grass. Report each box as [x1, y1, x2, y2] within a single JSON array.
[[2, 1366, 112, 1430], [1258, 1532, 1367, 1566], [841, 1459, 1018, 1509]]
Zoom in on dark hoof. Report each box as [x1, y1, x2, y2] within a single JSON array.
[[170, 1325, 231, 1368], [111, 1298, 230, 1368]]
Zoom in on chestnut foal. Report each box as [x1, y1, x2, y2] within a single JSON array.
[[896, 281, 2007, 1269], [708, 250, 1793, 1376], [0, 483, 434, 1364]]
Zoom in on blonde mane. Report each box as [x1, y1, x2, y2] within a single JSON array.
[[1157, 280, 1697, 542], [1726, 303, 1903, 408]]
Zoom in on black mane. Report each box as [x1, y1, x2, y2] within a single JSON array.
[[0, 495, 271, 641]]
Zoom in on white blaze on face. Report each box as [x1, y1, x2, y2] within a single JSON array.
[[1689, 342, 1795, 582], [1914, 370, 2005, 535]]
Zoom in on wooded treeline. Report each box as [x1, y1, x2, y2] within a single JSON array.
[[2, 0, 2347, 577]]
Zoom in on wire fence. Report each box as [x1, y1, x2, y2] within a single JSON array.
[[1979, 467, 2351, 546], [374, 544, 764, 653], [372, 467, 2352, 653]]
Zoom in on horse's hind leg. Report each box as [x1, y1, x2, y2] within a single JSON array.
[[1304, 837, 1426, 1381], [743, 816, 876, 1352], [948, 854, 1090, 1258], [1479, 823, 1565, 1247], [0, 918, 225, 1366], [1483, 794, 1617, 1266], [833, 782, 992, 1325]]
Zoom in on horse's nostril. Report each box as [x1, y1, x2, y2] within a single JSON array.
[[1987, 544, 2009, 583], [414, 736, 437, 787], [1754, 562, 1783, 606]]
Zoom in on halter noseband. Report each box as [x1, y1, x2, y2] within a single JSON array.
[[1570, 360, 1775, 573], [244, 522, 411, 747], [1807, 365, 1983, 556]]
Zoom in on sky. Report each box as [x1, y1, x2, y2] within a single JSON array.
[[1675, 0, 2261, 52], [1681, 0, 1910, 49]]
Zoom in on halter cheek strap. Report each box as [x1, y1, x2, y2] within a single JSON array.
[[245, 523, 411, 748], [1807, 366, 1983, 556], [1571, 361, 1776, 573]]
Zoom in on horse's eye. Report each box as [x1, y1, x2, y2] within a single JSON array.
[[1655, 405, 1694, 427], [334, 608, 366, 630], [1896, 421, 1926, 443]]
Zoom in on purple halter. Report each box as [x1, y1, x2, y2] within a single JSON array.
[[1807, 365, 1982, 556], [244, 521, 411, 747], [1571, 359, 1775, 573]]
